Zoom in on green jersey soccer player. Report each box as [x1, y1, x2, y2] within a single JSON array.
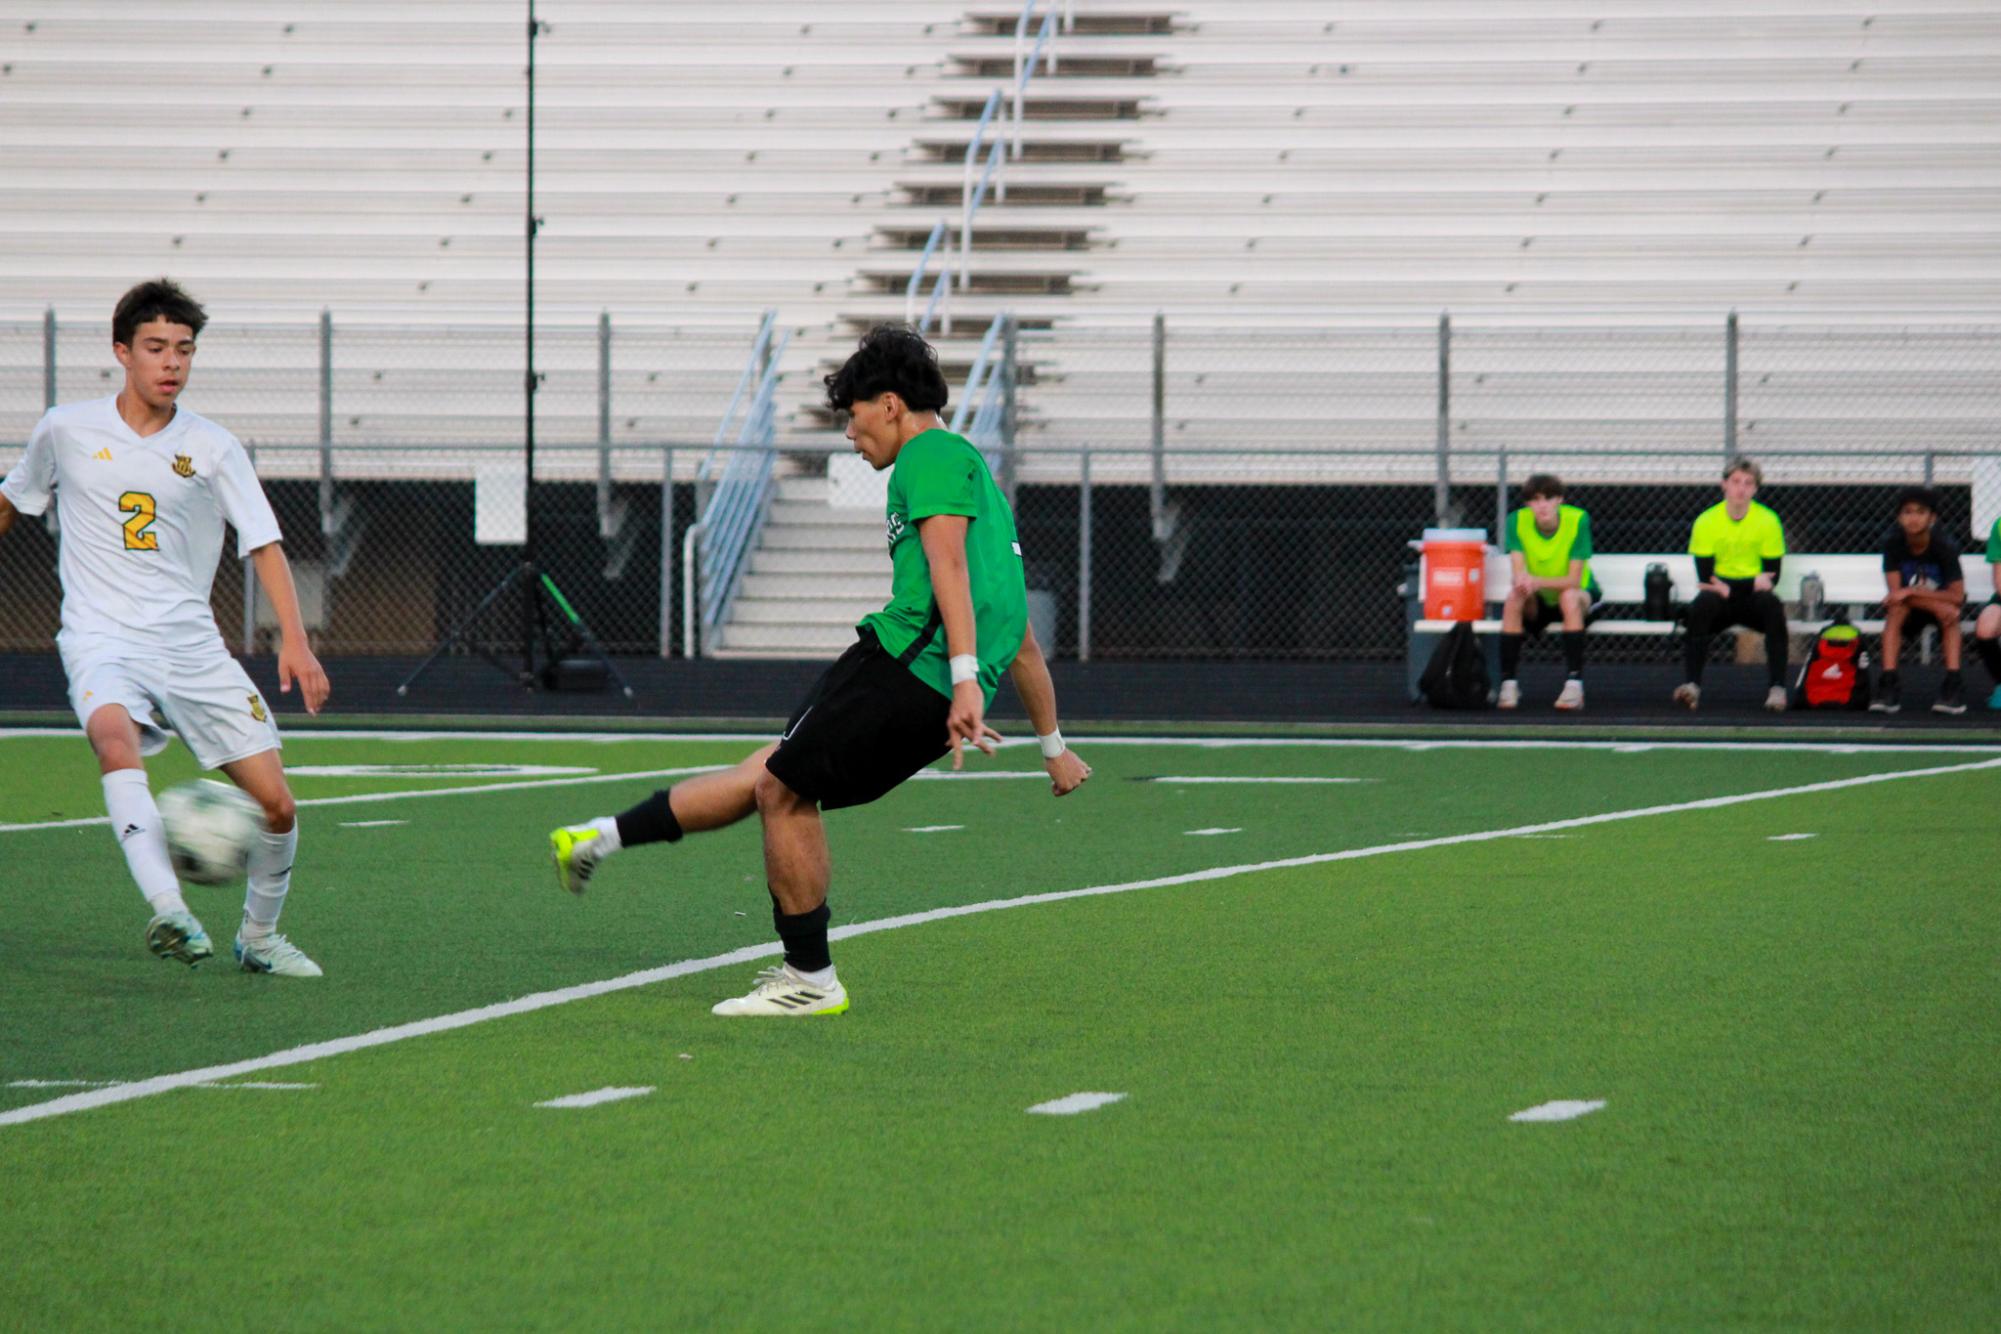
[[548, 327, 1091, 1016]]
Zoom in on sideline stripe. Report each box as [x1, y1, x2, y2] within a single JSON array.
[[1028, 1092, 1127, 1116], [3, 754, 1995, 1131], [1510, 1099, 1606, 1123], [3, 727, 1999, 754], [0, 764, 728, 834]]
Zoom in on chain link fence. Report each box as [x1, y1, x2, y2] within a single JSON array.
[[2, 314, 1996, 666]]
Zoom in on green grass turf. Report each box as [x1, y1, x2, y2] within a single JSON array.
[[1, 731, 1996, 1327]]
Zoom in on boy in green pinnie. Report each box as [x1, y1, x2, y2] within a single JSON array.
[[1497, 474, 1601, 711]]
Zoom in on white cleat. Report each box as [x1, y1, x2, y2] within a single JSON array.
[[1496, 680, 1521, 710], [1554, 678, 1585, 711], [1673, 682, 1701, 711], [1764, 685, 1789, 713], [711, 964, 849, 1017], [234, 932, 324, 978]]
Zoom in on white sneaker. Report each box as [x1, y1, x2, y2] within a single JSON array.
[[1496, 680, 1521, 709], [234, 932, 323, 978], [711, 964, 849, 1017], [1673, 682, 1701, 710], [1554, 678, 1585, 711], [1765, 685, 1789, 713]]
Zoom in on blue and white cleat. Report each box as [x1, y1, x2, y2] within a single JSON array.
[[234, 932, 323, 978], [146, 910, 214, 967]]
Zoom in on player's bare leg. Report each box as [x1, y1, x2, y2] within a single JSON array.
[[85, 704, 208, 965], [708, 766, 846, 1017], [219, 749, 319, 977]]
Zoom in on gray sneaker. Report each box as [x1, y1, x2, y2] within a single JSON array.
[[146, 910, 213, 967]]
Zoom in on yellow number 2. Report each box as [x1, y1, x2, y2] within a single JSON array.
[[119, 491, 159, 551]]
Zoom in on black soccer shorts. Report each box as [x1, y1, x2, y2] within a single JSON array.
[[765, 628, 954, 811]]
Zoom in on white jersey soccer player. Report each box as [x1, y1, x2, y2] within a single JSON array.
[[0, 279, 330, 975]]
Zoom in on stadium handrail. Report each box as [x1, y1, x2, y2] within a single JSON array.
[[695, 314, 790, 650]]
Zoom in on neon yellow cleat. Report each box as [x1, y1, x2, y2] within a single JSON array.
[[549, 826, 603, 896]]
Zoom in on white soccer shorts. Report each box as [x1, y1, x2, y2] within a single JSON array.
[[62, 638, 282, 771]]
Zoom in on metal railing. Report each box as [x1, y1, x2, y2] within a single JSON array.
[[907, 0, 1061, 335], [691, 311, 790, 655], [950, 313, 1014, 467]]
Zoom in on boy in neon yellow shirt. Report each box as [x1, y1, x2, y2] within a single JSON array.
[[1497, 473, 1601, 711], [1676, 457, 1789, 712]]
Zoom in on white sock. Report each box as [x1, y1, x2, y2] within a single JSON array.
[[587, 815, 623, 854], [241, 822, 299, 940], [792, 963, 837, 988], [102, 769, 186, 915]]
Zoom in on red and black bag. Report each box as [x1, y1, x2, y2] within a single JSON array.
[[1793, 620, 1871, 710]]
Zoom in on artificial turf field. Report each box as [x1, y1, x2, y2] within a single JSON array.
[[1, 726, 1997, 1329]]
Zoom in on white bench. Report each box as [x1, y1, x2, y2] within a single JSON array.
[[1415, 551, 1995, 639]]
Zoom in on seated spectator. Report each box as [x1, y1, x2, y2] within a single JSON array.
[[1872, 487, 1967, 715], [1978, 513, 2001, 710], [1676, 457, 1789, 713], [1497, 473, 1602, 711]]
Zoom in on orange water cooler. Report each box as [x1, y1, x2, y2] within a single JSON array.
[[1420, 528, 1488, 622]]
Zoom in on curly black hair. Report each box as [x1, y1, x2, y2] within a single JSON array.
[[1894, 486, 1940, 515], [113, 278, 207, 346], [823, 324, 949, 414]]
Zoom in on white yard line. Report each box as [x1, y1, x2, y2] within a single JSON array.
[[6, 1078, 315, 1092], [1185, 828, 1243, 836], [1146, 776, 1368, 785], [1027, 1092, 1127, 1116], [4, 753, 1995, 1131], [3, 728, 1999, 755], [1768, 833, 1820, 842], [534, 1086, 655, 1110], [0, 764, 728, 835], [1509, 1099, 1606, 1123], [340, 819, 409, 829]]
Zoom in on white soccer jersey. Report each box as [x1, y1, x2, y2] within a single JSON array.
[[1, 396, 283, 653]]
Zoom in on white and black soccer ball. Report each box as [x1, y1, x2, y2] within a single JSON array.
[[158, 780, 265, 886]]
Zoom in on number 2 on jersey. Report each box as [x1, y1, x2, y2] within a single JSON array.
[[118, 491, 159, 551]]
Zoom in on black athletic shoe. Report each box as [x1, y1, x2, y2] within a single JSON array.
[[1932, 678, 1968, 715], [1870, 676, 1902, 714]]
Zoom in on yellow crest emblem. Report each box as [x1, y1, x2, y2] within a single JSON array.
[[172, 453, 196, 478], [248, 694, 268, 722]]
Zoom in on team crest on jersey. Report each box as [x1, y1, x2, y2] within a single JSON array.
[[885, 512, 906, 548], [248, 693, 267, 722], [172, 453, 196, 478]]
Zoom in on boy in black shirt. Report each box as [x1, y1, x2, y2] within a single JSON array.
[[1872, 487, 1967, 715]]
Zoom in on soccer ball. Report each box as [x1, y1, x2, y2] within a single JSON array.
[[158, 780, 265, 885]]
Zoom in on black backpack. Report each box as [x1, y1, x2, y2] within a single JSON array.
[[1419, 622, 1492, 709]]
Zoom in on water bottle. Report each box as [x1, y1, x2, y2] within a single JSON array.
[[1799, 572, 1825, 622], [1643, 562, 1672, 620]]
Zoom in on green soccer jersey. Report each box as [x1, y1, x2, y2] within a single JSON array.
[[860, 428, 1027, 703], [1689, 501, 1785, 579], [1504, 505, 1599, 605]]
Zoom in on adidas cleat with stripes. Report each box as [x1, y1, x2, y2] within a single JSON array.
[[549, 825, 604, 896], [145, 910, 214, 967], [711, 964, 850, 1017]]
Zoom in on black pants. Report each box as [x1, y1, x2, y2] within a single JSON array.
[[1683, 581, 1788, 687]]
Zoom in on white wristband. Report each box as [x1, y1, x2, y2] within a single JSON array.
[[949, 654, 979, 685], [1038, 729, 1066, 759]]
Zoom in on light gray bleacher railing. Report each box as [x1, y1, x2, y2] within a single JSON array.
[[692, 313, 791, 655], [907, 0, 1061, 336], [950, 313, 1015, 476]]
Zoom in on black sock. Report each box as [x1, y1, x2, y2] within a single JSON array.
[[1500, 632, 1524, 680], [614, 789, 684, 848], [772, 900, 832, 974], [1977, 638, 2001, 682], [1880, 669, 1900, 685], [1943, 668, 1962, 685], [1562, 630, 1584, 678]]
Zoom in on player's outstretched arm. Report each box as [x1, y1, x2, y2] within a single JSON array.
[[249, 541, 331, 715], [1007, 623, 1090, 797]]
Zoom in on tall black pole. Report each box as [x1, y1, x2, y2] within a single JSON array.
[[521, 0, 540, 677]]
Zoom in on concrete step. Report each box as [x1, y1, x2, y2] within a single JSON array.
[[731, 598, 877, 626], [773, 474, 832, 503], [749, 549, 885, 576], [739, 572, 891, 600], [765, 499, 879, 528], [761, 523, 885, 551], [717, 624, 857, 654]]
